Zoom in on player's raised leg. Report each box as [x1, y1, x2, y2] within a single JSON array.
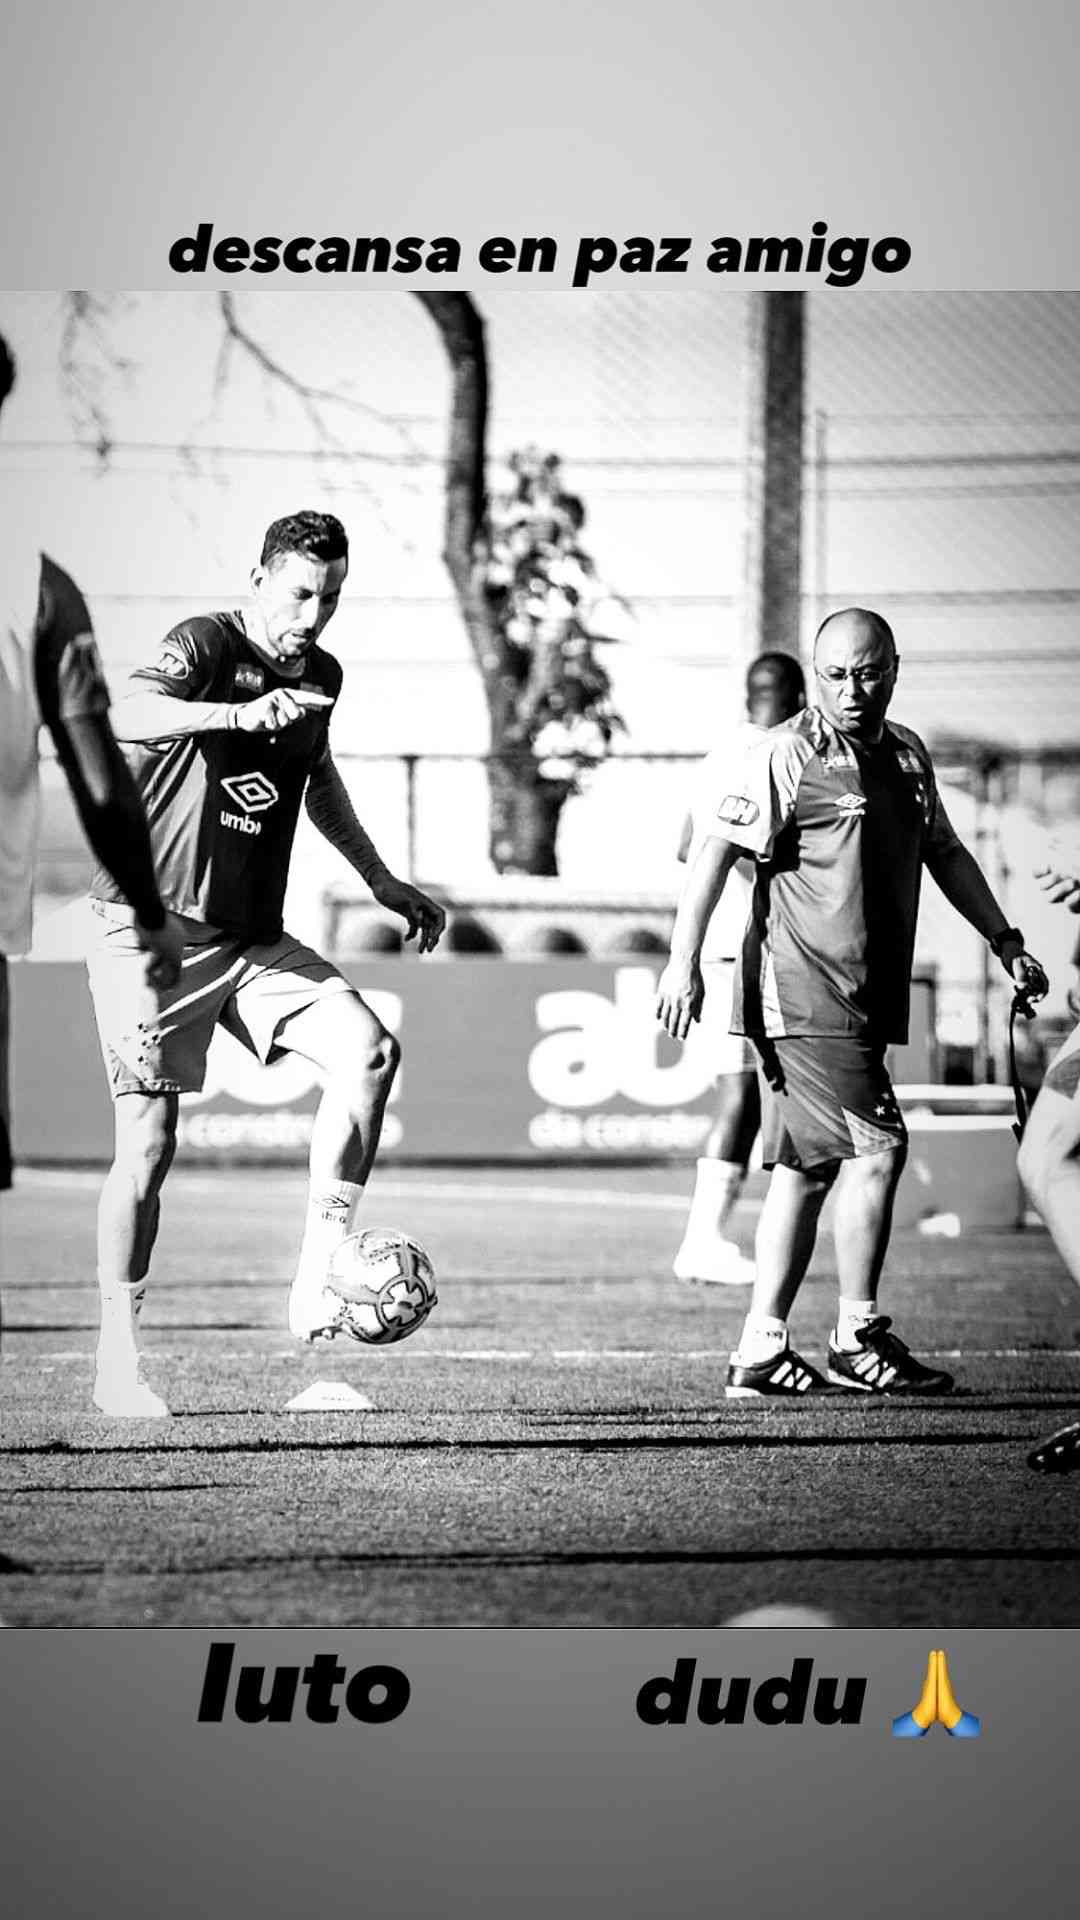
[[94, 1091, 178, 1416], [276, 991, 402, 1340]]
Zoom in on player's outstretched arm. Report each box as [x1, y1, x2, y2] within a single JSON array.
[[925, 836, 1049, 1005], [52, 713, 183, 987], [305, 749, 446, 954], [657, 836, 743, 1041], [110, 685, 331, 741]]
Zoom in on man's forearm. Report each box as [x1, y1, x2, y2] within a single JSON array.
[[110, 690, 237, 742], [305, 760, 388, 886], [927, 841, 1011, 943], [670, 837, 742, 962]]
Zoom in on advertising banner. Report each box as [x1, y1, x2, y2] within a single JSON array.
[[10, 959, 934, 1164]]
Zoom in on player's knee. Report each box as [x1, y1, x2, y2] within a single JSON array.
[[347, 1026, 400, 1092], [372, 1028, 401, 1084], [852, 1143, 906, 1193]]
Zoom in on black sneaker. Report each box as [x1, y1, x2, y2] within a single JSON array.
[[827, 1316, 954, 1395], [1027, 1421, 1080, 1474], [726, 1344, 835, 1398]]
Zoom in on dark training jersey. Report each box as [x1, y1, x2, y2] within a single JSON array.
[[693, 707, 962, 1044], [91, 613, 343, 943]]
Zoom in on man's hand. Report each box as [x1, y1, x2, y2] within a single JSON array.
[[998, 936, 1049, 1009], [134, 910, 185, 990], [656, 955, 705, 1042], [233, 688, 333, 733], [1034, 863, 1080, 913], [370, 874, 446, 954]]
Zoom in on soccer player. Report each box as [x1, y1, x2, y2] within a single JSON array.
[[657, 607, 1048, 1397], [1017, 851, 1080, 1471], [86, 510, 446, 1416], [673, 651, 806, 1285], [1, 331, 182, 1196]]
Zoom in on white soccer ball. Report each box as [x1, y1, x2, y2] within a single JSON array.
[[324, 1230, 438, 1346]]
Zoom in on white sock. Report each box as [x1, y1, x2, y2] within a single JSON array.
[[735, 1312, 788, 1364], [295, 1181, 365, 1285], [96, 1286, 144, 1371], [684, 1158, 745, 1241], [835, 1297, 879, 1350]]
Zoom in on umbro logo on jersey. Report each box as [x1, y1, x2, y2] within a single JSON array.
[[220, 771, 279, 836], [834, 792, 867, 816], [716, 794, 760, 827], [221, 772, 279, 814]]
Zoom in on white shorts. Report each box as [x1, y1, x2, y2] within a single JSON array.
[[697, 960, 756, 1078], [87, 903, 357, 1097]]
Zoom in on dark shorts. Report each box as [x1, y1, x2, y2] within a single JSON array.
[[751, 1034, 908, 1174]]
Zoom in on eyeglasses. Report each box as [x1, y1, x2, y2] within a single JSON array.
[[819, 664, 895, 687]]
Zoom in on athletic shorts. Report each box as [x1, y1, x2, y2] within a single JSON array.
[[86, 902, 357, 1097], [1041, 1019, 1080, 1100], [698, 961, 757, 1077], [751, 1034, 907, 1174]]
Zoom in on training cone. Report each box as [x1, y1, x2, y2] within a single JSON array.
[[285, 1379, 374, 1412]]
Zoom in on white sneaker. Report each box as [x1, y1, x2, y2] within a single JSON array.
[[93, 1288, 171, 1417], [673, 1237, 756, 1286], [287, 1268, 341, 1343]]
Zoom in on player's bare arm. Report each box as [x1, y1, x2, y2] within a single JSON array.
[[923, 834, 1049, 1003], [51, 712, 183, 988], [657, 835, 743, 1040], [304, 746, 446, 954], [109, 684, 332, 741]]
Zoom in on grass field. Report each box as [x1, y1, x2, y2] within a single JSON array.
[[2, 1164, 1079, 1627]]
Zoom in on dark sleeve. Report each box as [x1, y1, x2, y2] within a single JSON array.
[[33, 555, 111, 729], [129, 617, 227, 700], [56, 717, 166, 928]]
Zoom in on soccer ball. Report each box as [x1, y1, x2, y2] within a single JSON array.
[[324, 1230, 438, 1346]]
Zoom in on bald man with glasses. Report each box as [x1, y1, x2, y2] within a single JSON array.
[[658, 607, 1048, 1398]]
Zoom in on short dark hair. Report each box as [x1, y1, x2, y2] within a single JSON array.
[[0, 334, 16, 410], [746, 650, 806, 702], [260, 511, 349, 570], [813, 607, 896, 661]]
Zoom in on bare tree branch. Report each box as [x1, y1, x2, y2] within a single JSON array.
[[58, 292, 133, 462]]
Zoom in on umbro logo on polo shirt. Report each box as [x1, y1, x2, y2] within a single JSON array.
[[834, 792, 867, 816]]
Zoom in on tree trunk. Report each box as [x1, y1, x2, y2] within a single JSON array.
[[415, 292, 569, 875], [741, 292, 805, 669]]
